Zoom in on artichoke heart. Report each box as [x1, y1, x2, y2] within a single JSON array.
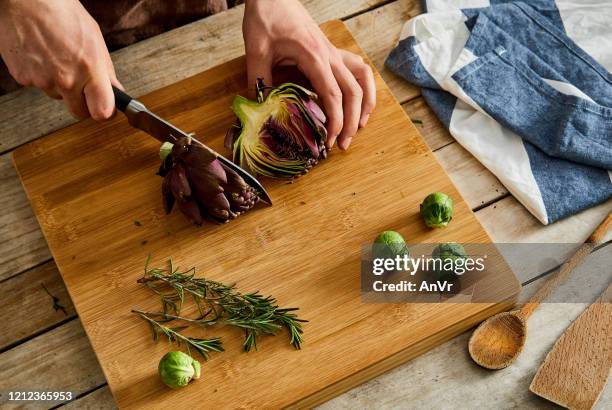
[[226, 81, 328, 178], [158, 135, 259, 225]]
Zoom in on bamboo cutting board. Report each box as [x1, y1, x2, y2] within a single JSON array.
[[13, 21, 520, 409]]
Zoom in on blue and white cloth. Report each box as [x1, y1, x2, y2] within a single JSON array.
[[385, 0, 612, 224]]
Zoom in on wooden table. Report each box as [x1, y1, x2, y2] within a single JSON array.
[[1, 1, 610, 408]]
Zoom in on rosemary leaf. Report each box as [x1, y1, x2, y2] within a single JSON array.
[[133, 310, 223, 359], [136, 260, 307, 351]]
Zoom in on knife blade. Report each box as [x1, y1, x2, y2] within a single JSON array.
[[112, 86, 272, 205]]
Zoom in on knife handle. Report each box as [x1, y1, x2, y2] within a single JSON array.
[[113, 86, 133, 112]]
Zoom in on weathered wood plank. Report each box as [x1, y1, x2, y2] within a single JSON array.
[[0, 320, 106, 408], [402, 97, 453, 151], [476, 196, 612, 244], [0, 154, 50, 281], [0, 261, 75, 351], [62, 386, 116, 410], [434, 143, 508, 210], [476, 196, 611, 283], [0, 0, 395, 154], [346, 0, 422, 103]]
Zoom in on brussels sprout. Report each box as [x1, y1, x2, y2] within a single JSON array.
[[431, 242, 467, 280], [373, 230, 409, 260], [158, 351, 201, 389], [420, 192, 453, 228]]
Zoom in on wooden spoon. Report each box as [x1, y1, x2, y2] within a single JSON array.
[[468, 213, 611, 370]]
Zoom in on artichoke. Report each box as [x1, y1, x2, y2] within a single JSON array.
[[420, 192, 454, 228], [225, 80, 328, 178], [158, 136, 259, 225]]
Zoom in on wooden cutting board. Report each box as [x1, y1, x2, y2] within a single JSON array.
[[13, 21, 520, 409]]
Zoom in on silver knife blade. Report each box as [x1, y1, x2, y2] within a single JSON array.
[[123, 99, 272, 205]]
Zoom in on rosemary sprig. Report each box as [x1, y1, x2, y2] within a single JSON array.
[[133, 310, 223, 359], [135, 258, 307, 351]]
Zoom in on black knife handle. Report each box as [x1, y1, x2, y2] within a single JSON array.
[[113, 86, 133, 112]]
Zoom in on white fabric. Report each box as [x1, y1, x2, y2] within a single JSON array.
[[392, 1, 612, 223], [556, 0, 612, 70], [400, 11, 550, 222]]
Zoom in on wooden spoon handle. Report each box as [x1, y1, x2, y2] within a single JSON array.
[[519, 213, 611, 319]]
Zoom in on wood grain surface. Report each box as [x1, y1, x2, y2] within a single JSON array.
[[530, 283, 612, 410], [12, 21, 520, 408]]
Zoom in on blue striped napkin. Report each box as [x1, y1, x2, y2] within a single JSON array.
[[385, 0, 612, 224]]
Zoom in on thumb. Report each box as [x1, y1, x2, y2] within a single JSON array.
[[83, 70, 115, 121], [246, 52, 273, 100]]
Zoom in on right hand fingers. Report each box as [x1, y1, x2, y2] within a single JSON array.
[[59, 66, 115, 121], [83, 67, 115, 121], [298, 54, 343, 149], [330, 55, 362, 150], [340, 50, 376, 128], [61, 85, 90, 120]]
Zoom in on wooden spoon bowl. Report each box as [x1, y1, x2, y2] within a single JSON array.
[[468, 311, 526, 369], [468, 213, 610, 370]]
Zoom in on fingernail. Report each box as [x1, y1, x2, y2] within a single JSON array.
[[359, 114, 370, 128], [339, 137, 352, 150], [327, 135, 338, 149]]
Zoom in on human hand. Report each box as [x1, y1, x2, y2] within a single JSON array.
[[242, 0, 376, 150], [0, 0, 121, 120]]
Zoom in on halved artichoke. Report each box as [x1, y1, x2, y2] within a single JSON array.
[[158, 136, 259, 225], [225, 80, 328, 178]]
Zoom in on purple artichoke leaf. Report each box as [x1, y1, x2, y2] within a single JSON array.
[[199, 192, 233, 223], [177, 198, 204, 226], [177, 141, 227, 186], [162, 176, 175, 214], [302, 98, 326, 125], [224, 120, 242, 151], [167, 164, 192, 200], [221, 164, 259, 213], [285, 102, 320, 157]]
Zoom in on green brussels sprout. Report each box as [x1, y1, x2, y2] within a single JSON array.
[[373, 230, 410, 260], [158, 351, 201, 389], [420, 192, 453, 228], [431, 242, 467, 280]]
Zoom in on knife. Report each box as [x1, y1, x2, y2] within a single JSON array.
[[112, 86, 272, 205]]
